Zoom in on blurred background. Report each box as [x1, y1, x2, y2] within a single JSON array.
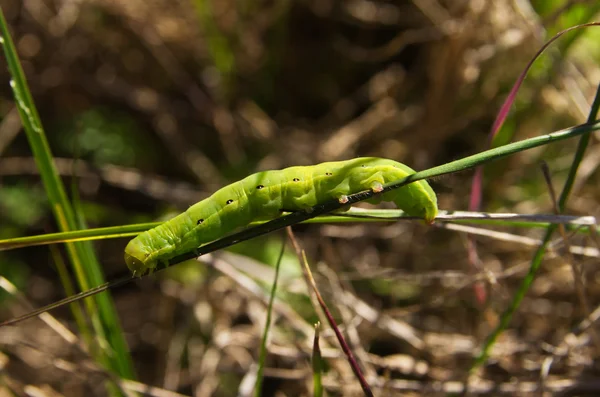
[[1, 0, 600, 395]]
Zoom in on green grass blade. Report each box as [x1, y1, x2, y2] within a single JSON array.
[[471, 84, 600, 372], [0, 6, 135, 381], [72, 198, 136, 378], [0, 222, 159, 250], [409, 121, 600, 182]]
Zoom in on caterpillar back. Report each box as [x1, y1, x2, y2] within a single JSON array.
[[124, 157, 437, 274]]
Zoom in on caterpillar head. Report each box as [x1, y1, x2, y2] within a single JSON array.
[[124, 242, 155, 276]]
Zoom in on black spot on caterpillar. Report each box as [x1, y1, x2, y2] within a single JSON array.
[[124, 157, 438, 275]]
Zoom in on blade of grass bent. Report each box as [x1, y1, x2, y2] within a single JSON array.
[[0, 7, 135, 380]]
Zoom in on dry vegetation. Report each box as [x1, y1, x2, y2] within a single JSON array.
[[1, 0, 600, 396]]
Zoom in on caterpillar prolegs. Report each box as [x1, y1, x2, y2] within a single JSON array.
[[124, 157, 438, 275]]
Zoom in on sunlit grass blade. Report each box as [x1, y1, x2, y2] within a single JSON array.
[[0, 222, 159, 250], [0, 6, 135, 382]]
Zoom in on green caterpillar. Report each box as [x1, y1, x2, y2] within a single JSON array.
[[124, 157, 438, 275]]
